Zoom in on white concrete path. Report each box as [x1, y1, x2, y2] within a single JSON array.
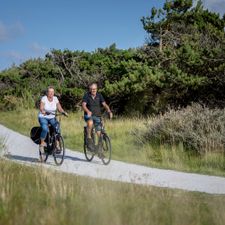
[[1, 124, 225, 195]]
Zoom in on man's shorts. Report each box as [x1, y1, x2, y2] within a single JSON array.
[[84, 115, 101, 132]]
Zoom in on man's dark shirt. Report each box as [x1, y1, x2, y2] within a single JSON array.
[[82, 92, 105, 117]]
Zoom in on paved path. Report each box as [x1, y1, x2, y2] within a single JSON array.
[[1, 124, 225, 195]]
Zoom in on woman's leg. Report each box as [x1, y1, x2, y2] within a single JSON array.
[[38, 117, 49, 146], [49, 118, 60, 134], [48, 118, 61, 150]]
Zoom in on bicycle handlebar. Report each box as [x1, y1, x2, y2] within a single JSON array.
[[45, 111, 68, 117], [101, 111, 113, 120]]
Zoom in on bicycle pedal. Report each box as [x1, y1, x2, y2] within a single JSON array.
[[98, 152, 105, 159], [87, 148, 96, 153], [55, 149, 62, 154]]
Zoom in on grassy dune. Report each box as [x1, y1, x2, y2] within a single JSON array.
[[0, 159, 225, 225], [0, 109, 225, 176]]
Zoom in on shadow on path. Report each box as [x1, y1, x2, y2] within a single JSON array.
[[4, 154, 38, 163], [4, 153, 89, 164], [64, 155, 88, 163]]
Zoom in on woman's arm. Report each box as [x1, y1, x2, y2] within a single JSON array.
[[57, 102, 66, 114], [40, 101, 46, 115]]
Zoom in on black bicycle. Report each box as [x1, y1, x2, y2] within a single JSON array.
[[30, 112, 67, 165], [84, 118, 112, 165]]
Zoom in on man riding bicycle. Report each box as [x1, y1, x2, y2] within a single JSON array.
[[82, 83, 113, 151], [38, 86, 67, 154]]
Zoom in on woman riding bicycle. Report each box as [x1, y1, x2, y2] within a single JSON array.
[[38, 86, 67, 154]]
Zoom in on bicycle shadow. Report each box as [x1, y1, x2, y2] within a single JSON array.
[[5, 153, 88, 164], [4, 154, 60, 166], [64, 154, 104, 165], [4, 154, 39, 163], [4, 153, 104, 166], [64, 155, 87, 163]]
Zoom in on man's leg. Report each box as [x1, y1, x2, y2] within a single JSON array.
[[93, 116, 102, 144], [93, 117, 104, 157], [87, 119, 93, 139], [85, 118, 95, 151]]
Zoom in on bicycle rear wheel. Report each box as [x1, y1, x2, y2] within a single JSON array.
[[100, 134, 111, 165], [53, 135, 65, 165]]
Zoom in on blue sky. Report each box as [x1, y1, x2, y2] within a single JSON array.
[[0, 0, 224, 71]]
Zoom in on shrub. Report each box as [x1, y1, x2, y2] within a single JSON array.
[[0, 95, 23, 111], [140, 104, 225, 154]]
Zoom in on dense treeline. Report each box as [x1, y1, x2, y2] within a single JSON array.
[[0, 0, 225, 115]]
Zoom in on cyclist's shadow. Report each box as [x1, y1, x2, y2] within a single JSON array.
[[64, 155, 88, 163], [4, 154, 40, 163], [4, 153, 89, 164], [4, 149, 103, 165], [64, 155, 106, 165]]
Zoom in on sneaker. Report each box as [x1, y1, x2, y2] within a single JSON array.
[[98, 152, 105, 159], [87, 138, 95, 152], [55, 148, 62, 154], [39, 145, 45, 154], [55, 141, 62, 154], [39, 145, 45, 162], [97, 144, 105, 158]]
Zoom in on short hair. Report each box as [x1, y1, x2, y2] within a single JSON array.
[[89, 83, 98, 88], [47, 86, 55, 92]]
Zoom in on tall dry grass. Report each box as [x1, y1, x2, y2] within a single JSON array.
[[140, 104, 225, 154], [0, 159, 225, 225]]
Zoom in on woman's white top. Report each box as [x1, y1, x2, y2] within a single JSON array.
[[38, 96, 59, 119]]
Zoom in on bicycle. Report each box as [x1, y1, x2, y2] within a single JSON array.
[[30, 112, 67, 165], [84, 117, 112, 165]]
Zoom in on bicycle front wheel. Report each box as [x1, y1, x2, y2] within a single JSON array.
[[84, 143, 95, 161], [39, 147, 48, 163], [53, 135, 65, 166], [84, 127, 95, 162], [101, 134, 111, 165]]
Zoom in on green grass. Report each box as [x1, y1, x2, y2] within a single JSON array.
[[0, 159, 225, 225], [0, 109, 225, 176]]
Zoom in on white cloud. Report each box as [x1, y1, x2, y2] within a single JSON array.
[[0, 50, 25, 70], [0, 50, 24, 61], [29, 42, 48, 55], [202, 0, 225, 15], [6, 51, 23, 60], [0, 21, 25, 42]]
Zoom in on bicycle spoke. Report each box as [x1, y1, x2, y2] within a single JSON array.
[[53, 135, 65, 165], [84, 126, 95, 161], [101, 135, 111, 165]]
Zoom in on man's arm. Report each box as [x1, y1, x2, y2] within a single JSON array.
[[82, 102, 92, 117], [102, 102, 113, 119], [82, 93, 92, 117]]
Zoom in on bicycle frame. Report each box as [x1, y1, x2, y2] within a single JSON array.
[[87, 118, 105, 144], [84, 116, 112, 165], [45, 125, 57, 154], [44, 112, 64, 151]]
